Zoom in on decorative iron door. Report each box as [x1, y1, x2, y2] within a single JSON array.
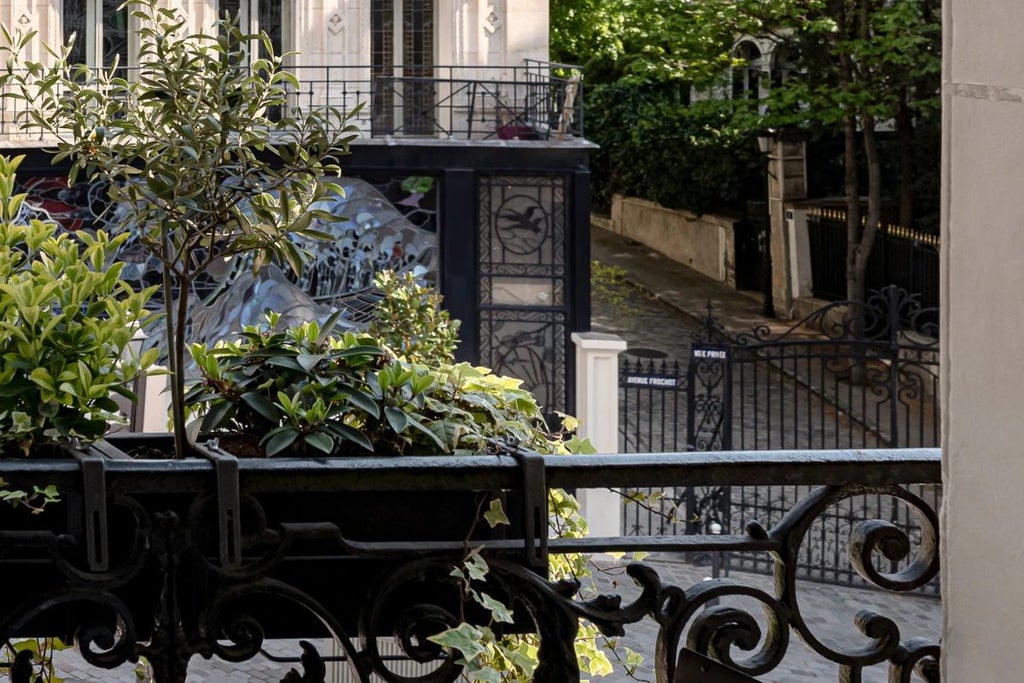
[[477, 175, 569, 416]]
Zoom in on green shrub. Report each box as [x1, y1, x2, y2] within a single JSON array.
[[186, 311, 568, 458], [586, 83, 762, 215], [0, 156, 157, 455], [368, 270, 461, 364]]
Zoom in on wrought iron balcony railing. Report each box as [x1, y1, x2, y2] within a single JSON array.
[[0, 446, 941, 682], [0, 60, 585, 142]]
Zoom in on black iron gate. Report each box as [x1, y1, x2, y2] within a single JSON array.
[[619, 286, 941, 592], [619, 338, 733, 538]]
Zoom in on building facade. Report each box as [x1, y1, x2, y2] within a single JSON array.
[[0, 0, 592, 417]]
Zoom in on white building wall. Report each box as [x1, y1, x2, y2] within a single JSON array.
[[0, 1, 549, 70], [942, 0, 1024, 679]]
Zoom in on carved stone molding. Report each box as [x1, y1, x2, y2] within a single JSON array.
[[483, 5, 502, 34]]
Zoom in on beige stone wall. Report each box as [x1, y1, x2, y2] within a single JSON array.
[[942, 0, 1024, 679], [608, 195, 735, 285]]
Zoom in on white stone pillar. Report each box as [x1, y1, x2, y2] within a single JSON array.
[[138, 368, 172, 433], [571, 332, 627, 537], [942, 0, 1024, 678], [785, 205, 813, 300], [768, 134, 807, 316]]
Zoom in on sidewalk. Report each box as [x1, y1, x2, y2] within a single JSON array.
[[590, 226, 796, 338]]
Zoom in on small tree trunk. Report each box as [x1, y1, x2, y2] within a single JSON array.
[[896, 93, 915, 229], [162, 226, 189, 460], [843, 111, 862, 321], [855, 109, 882, 313]]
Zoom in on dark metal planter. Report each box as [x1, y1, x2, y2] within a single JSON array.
[[0, 434, 549, 682]]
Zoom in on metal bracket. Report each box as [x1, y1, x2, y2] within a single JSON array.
[[197, 441, 243, 569], [513, 450, 548, 570], [675, 649, 762, 682], [71, 446, 109, 572]]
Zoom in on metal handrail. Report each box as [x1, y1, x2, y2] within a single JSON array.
[[0, 62, 586, 141]]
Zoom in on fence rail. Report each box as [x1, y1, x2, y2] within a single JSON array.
[[619, 287, 941, 594], [0, 61, 585, 142], [806, 208, 940, 312], [2, 448, 941, 683]]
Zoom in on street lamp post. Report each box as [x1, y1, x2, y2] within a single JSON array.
[[757, 129, 776, 318]]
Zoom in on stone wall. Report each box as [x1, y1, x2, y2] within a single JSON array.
[[941, 0, 1024, 678], [606, 194, 736, 286]]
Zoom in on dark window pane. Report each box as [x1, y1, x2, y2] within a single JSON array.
[[219, 0, 241, 22], [371, 0, 395, 134], [102, 0, 128, 68], [402, 0, 433, 134], [258, 0, 282, 59], [63, 0, 88, 66]]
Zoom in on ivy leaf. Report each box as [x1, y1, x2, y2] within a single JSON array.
[[476, 591, 514, 624], [465, 552, 489, 582], [483, 498, 510, 528], [427, 623, 488, 663]]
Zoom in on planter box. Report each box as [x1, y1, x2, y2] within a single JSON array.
[[0, 434, 548, 667]]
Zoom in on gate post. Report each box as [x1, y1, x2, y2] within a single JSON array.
[[571, 332, 628, 537]]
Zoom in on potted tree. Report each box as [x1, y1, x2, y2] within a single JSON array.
[[0, 3, 602, 681]]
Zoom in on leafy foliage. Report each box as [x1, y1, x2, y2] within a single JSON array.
[[428, 445, 621, 683], [551, 0, 738, 85], [586, 84, 760, 214], [0, 0, 360, 457], [0, 156, 156, 455], [368, 271, 461, 364], [186, 313, 567, 458], [0, 478, 60, 515], [1, 638, 69, 683]]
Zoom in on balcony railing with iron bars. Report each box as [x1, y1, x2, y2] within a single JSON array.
[[0, 60, 585, 142], [0, 447, 941, 682]]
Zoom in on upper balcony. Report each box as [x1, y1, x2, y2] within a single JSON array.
[[0, 60, 585, 147]]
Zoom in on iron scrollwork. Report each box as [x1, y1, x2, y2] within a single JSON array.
[[1, 472, 940, 682], [487, 482, 938, 682]]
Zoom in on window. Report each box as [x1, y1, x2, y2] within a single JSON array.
[[218, 0, 290, 60], [731, 41, 763, 101], [62, 0, 128, 68], [371, 0, 435, 135]]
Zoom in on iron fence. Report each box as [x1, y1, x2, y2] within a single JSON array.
[[0, 61, 585, 142], [807, 208, 940, 315], [619, 286, 941, 594], [2, 448, 941, 683]]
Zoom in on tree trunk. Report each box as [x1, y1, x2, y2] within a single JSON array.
[[162, 225, 189, 460], [896, 92, 915, 229]]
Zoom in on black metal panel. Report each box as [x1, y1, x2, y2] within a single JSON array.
[[441, 168, 479, 363], [618, 287, 942, 594], [477, 174, 570, 415]]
